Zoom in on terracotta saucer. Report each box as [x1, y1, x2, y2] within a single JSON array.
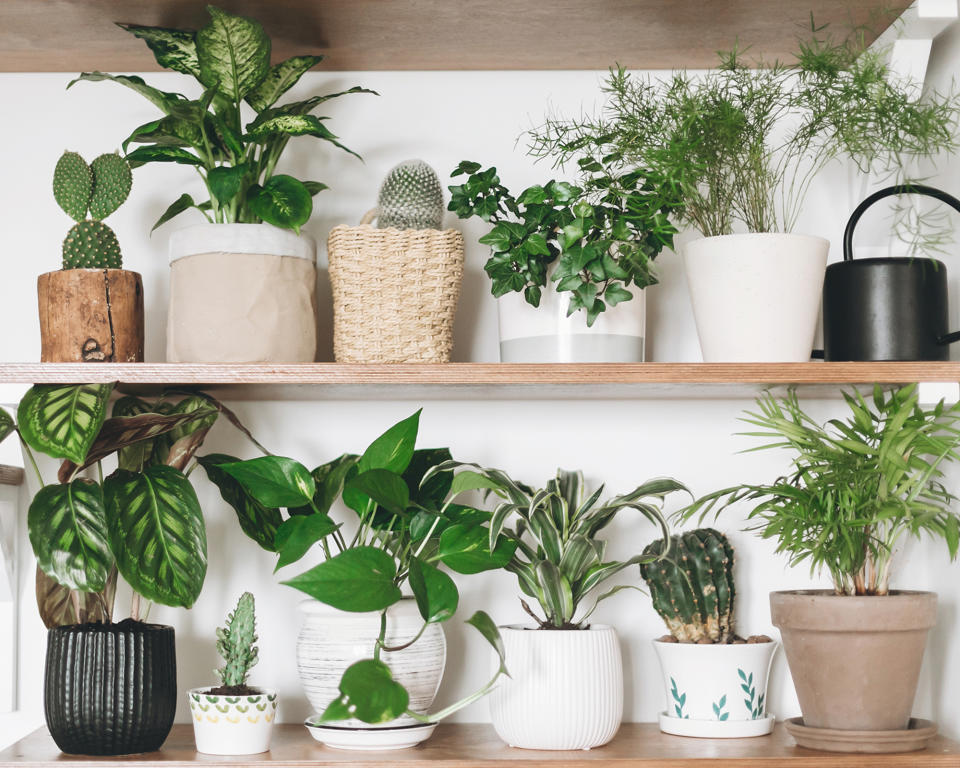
[[784, 717, 937, 753]]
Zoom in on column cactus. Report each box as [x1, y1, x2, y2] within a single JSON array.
[[375, 159, 445, 230], [215, 592, 259, 689], [54, 150, 132, 269], [640, 528, 736, 643]]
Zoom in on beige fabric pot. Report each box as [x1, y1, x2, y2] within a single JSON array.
[[770, 590, 936, 731], [167, 223, 318, 362]]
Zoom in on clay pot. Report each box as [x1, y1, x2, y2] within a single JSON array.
[[38, 269, 144, 362], [770, 590, 936, 731]]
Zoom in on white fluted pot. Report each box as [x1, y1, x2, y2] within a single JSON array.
[[489, 625, 623, 750], [296, 598, 446, 728]]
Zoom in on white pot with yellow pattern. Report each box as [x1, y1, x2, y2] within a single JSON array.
[[188, 687, 278, 755]]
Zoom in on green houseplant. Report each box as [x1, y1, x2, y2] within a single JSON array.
[[70, 5, 374, 363], [201, 411, 510, 750], [430, 462, 686, 749], [681, 384, 960, 747]]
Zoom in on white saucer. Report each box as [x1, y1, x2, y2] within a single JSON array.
[[659, 711, 776, 738], [304, 717, 437, 750]]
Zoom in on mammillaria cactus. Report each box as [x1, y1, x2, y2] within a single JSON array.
[[215, 592, 259, 689], [640, 528, 736, 643], [376, 159, 445, 230], [54, 150, 131, 269]]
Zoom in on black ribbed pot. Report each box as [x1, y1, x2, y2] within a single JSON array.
[[44, 620, 177, 755]]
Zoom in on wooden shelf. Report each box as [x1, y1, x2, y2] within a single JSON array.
[[0, 362, 959, 401], [2, 723, 958, 767], [0, 1, 909, 72], [0, 466, 24, 486]]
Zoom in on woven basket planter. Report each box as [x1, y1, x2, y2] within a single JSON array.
[[327, 217, 464, 363]]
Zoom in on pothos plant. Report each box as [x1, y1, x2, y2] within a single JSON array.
[[69, 5, 373, 234], [0, 384, 229, 626], [201, 410, 513, 724], [448, 161, 679, 325], [427, 462, 688, 628]]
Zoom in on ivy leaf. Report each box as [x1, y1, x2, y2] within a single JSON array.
[[603, 283, 634, 307]]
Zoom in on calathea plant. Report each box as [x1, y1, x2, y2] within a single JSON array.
[[69, 5, 373, 234], [202, 410, 513, 724], [429, 463, 688, 628], [448, 161, 678, 325]]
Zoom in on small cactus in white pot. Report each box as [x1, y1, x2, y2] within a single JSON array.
[[189, 593, 278, 755]]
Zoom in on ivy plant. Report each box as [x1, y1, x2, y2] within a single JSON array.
[[204, 410, 511, 724], [448, 161, 679, 326], [69, 5, 374, 234]]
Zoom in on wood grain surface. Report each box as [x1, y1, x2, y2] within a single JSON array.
[[0, 465, 25, 486]]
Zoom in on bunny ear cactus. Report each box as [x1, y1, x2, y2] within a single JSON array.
[[54, 150, 132, 270], [640, 528, 736, 643], [377, 159, 445, 230], [215, 591, 259, 688]]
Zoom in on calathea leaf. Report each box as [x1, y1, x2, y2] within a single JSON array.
[[112, 396, 154, 471], [198, 454, 283, 552], [0, 408, 14, 445], [208, 164, 248, 208], [219, 455, 316, 508], [152, 193, 210, 232], [67, 72, 185, 114], [408, 557, 458, 624], [320, 659, 409, 724], [196, 6, 270, 102], [117, 23, 201, 78], [103, 466, 207, 608], [126, 145, 203, 168], [245, 55, 323, 112], [169, 395, 219, 442], [273, 513, 339, 570], [28, 480, 111, 592], [246, 175, 312, 233], [18, 383, 113, 464], [35, 566, 116, 629], [281, 546, 401, 612]]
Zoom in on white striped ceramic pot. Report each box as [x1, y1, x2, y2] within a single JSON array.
[[489, 625, 623, 750], [296, 598, 446, 728]]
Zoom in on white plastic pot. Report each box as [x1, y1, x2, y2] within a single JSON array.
[[188, 687, 277, 755], [489, 625, 623, 750], [653, 640, 777, 738], [296, 598, 446, 731], [167, 223, 318, 362], [497, 287, 645, 362], [684, 233, 828, 362]]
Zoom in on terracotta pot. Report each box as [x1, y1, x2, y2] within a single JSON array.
[[38, 269, 144, 362], [770, 590, 936, 731]]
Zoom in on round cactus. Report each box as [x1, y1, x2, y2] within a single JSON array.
[[89, 153, 133, 220], [53, 151, 93, 223], [62, 220, 122, 269], [376, 159, 445, 230]]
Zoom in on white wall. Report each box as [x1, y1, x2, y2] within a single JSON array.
[[2, 61, 960, 740]]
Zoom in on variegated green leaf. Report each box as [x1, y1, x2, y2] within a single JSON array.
[[18, 384, 113, 464], [244, 114, 360, 158], [117, 23, 201, 78], [28, 480, 111, 592], [536, 560, 574, 626], [112, 396, 154, 471], [198, 454, 283, 552], [35, 566, 117, 628], [558, 534, 600, 584], [245, 55, 322, 112], [122, 116, 204, 153], [67, 72, 185, 114], [0, 408, 14, 445], [126, 145, 203, 168], [196, 6, 270, 102], [246, 175, 312, 233], [104, 466, 207, 608]]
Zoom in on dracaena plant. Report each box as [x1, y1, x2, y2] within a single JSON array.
[[428, 462, 688, 628], [0, 384, 229, 627], [202, 410, 512, 725], [680, 385, 960, 596], [69, 5, 374, 234]]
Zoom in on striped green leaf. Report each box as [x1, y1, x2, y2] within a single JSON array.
[[18, 384, 113, 464], [28, 480, 111, 592], [196, 6, 270, 102], [199, 454, 283, 552], [104, 466, 207, 608], [245, 55, 322, 112]]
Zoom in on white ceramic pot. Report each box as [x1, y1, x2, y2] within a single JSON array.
[[489, 625, 623, 750], [188, 687, 277, 755], [167, 223, 318, 362], [296, 598, 446, 729], [684, 233, 829, 362], [653, 640, 778, 738], [497, 287, 645, 362]]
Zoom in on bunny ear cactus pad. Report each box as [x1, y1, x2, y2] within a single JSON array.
[[89, 153, 133, 220], [62, 221, 123, 269], [53, 151, 93, 222], [377, 159, 445, 230]]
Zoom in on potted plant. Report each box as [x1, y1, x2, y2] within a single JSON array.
[[39, 151, 142, 362], [189, 592, 277, 755], [640, 528, 776, 738], [431, 462, 687, 750], [201, 411, 511, 750], [1, 384, 222, 755], [447, 161, 678, 362], [527, 26, 960, 362], [70, 5, 373, 363], [682, 384, 960, 752]]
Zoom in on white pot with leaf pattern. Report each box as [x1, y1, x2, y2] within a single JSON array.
[[653, 639, 778, 738], [189, 687, 278, 755]]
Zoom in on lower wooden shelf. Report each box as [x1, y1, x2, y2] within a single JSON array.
[[1, 724, 958, 767]]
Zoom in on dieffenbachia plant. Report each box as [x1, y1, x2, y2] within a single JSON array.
[[204, 410, 512, 724], [68, 5, 374, 234], [3, 384, 225, 627]]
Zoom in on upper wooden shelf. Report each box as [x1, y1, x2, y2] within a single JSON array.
[[1, 362, 959, 401], [0, 1, 910, 72], [3, 723, 959, 768]]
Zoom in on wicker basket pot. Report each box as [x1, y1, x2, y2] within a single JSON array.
[[327, 214, 464, 363]]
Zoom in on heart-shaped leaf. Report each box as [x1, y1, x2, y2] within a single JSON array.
[[198, 454, 283, 551], [345, 469, 410, 516], [438, 524, 517, 574], [18, 383, 113, 464], [409, 557, 458, 625], [281, 546, 400, 612], [319, 659, 409, 724], [274, 513, 339, 570], [246, 175, 312, 233], [359, 411, 421, 474], [220, 455, 316, 509], [196, 6, 270, 102], [208, 164, 248, 208]]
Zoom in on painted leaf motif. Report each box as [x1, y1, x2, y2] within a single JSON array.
[[281, 546, 401, 612], [18, 384, 113, 464], [28, 480, 111, 592], [196, 6, 270, 102], [245, 55, 322, 112], [36, 566, 116, 629], [319, 659, 409, 724], [103, 466, 207, 607], [246, 175, 312, 233], [117, 23, 201, 78]]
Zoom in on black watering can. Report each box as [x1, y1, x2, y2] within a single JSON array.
[[821, 184, 960, 361]]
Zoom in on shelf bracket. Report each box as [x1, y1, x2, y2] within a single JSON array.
[[875, 0, 958, 97]]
